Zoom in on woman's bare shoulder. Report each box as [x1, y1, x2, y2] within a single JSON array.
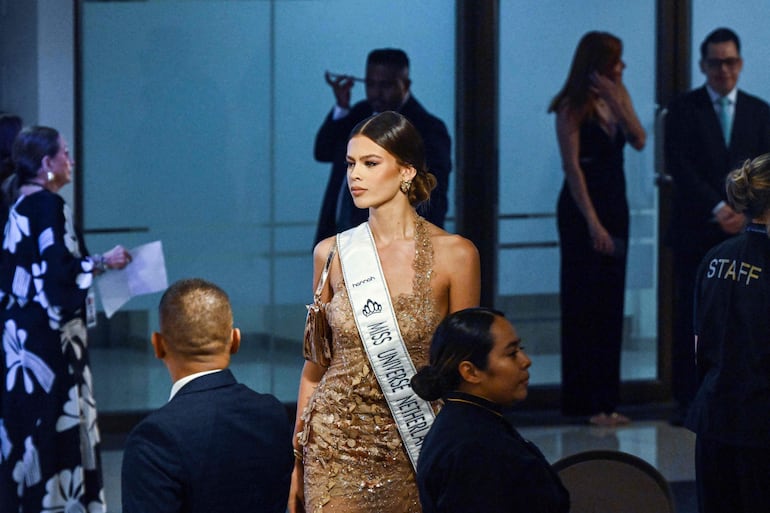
[[426, 224, 479, 260], [556, 101, 585, 125], [313, 235, 337, 263]]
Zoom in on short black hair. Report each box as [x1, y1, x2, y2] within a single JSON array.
[[700, 27, 741, 59], [158, 278, 233, 356], [366, 48, 409, 73]]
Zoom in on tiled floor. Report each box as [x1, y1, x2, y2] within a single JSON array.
[[101, 415, 696, 513]]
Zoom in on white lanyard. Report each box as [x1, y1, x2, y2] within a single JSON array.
[[337, 222, 435, 470]]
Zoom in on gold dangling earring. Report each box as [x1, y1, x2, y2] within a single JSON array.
[[400, 180, 412, 194]]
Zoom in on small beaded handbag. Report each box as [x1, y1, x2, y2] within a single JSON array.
[[302, 244, 336, 367]]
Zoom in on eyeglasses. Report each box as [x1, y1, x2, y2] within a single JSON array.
[[704, 57, 741, 70]]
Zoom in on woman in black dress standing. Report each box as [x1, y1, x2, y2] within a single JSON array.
[[0, 126, 131, 512], [548, 32, 646, 425]]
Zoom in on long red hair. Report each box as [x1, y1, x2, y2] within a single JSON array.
[[548, 31, 623, 121]]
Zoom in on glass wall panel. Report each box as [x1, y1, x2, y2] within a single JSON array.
[[498, 1, 658, 386], [80, 0, 455, 411]]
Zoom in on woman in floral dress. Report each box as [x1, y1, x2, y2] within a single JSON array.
[[0, 126, 130, 512]]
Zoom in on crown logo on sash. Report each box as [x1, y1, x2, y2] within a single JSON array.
[[362, 299, 382, 317]]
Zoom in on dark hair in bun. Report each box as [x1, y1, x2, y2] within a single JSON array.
[[411, 308, 504, 402]]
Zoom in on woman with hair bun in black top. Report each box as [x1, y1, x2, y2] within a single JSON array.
[[411, 308, 569, 513]]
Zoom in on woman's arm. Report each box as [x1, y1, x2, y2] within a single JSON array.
[[591, 73, 646, 150], [555, 106, 615, 255], [34, 196, 93, 311], [288, 237, 335, 513], [288, 360, 326, 513], [446, 236, 480, 313], [91, 245, 132, 275]]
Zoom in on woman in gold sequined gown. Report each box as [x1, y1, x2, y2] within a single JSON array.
[[288, 112, 480, 513]]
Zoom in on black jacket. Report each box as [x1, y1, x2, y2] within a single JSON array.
[[121, 369, 294, 513], [416, 392, 570, 513], [686, 225, 770, 448]]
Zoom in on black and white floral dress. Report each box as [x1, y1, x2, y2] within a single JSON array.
[[0, 189, 105, 513]]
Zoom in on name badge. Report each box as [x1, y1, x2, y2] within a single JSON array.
[[86, 289, 97, 328]]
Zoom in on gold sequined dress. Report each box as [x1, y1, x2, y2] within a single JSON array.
[[299, 217, 441, 513]]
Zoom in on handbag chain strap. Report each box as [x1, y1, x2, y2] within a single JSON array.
[[314, 244, 337, 301]]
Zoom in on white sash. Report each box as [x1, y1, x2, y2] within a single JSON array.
[[337, 222, 435, 470]]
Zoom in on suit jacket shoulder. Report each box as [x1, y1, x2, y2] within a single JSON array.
[[398, 95, 452, 224], [400, 96, 451, 146], [666, 86, 709, 118], [737, 89, 770, 110], [400, 96, 442, 125], [121, 369, 293, 513], [732, 88, 770, 161], [314, 101, 373, 162]]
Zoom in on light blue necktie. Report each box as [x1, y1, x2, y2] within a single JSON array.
[[718, 96, 732, 145]]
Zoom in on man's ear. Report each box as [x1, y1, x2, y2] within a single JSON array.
[[230, 328, 241, 355], [458, 360, 483, 384], [151, 332, 166, 360], [699, 59, 707, 75]]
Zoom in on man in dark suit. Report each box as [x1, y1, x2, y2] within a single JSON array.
[[121, 278, 293, 513], [664, 27, 770, 423], [313, 48, 452, 244]]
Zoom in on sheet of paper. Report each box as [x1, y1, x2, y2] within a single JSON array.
[[96, 240, 168, 318]]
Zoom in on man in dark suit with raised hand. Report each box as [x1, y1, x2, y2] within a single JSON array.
[[664, 27, 770, 423], [121, 278, 293, 513], [313, 48, 452, 244]]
